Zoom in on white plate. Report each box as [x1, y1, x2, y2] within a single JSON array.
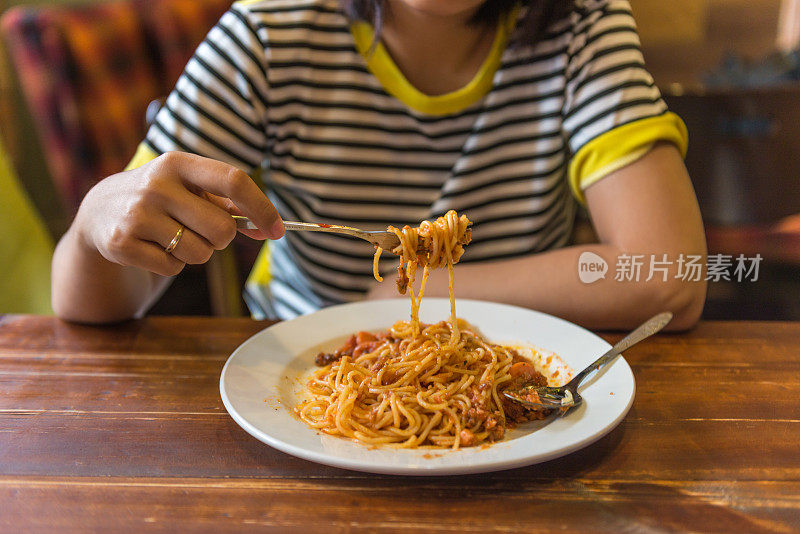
[[220, 298, 635, 475]]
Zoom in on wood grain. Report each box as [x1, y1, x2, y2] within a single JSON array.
[[1, 477, 797, 533], [0, 315, 798, 532]]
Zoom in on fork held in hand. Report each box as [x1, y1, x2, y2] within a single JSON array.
[[233, 216, 401, 250]]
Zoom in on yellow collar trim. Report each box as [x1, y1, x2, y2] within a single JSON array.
[[351, 8, 517, 116]]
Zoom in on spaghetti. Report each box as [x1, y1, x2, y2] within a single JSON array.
[[296, 211, 552, 449], [373, 210, 471, 338]]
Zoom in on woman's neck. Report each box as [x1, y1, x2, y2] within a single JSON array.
[[380, 1, 498, 96]]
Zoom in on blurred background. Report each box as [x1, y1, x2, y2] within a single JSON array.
[[1, 0, 798, 319]]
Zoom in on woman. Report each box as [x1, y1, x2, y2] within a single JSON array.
[[51, 0, 707, 329]]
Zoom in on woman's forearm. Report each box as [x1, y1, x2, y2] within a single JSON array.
[[369, 243, 706, 331], [51, 226, 170, 324]]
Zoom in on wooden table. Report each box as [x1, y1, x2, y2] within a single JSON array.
[[1, 315, 798, 532]]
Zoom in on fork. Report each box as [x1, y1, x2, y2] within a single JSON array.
[[503, 312, 673, 411], [233, 216, 401, 250]]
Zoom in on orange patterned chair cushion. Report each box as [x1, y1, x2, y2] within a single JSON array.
[[0, 0, 230, 211]]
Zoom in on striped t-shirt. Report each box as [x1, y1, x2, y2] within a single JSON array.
[[131, 0, 688, 319]]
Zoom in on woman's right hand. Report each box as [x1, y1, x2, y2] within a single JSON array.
[[73, 151, 284, 277]]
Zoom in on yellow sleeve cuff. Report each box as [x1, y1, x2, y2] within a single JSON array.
[[246, 239, 272, 286], [125, 143, 160, 171], [568, 112, 689, 204]]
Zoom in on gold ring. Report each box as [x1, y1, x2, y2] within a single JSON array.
[[164, 226, 184, 254]]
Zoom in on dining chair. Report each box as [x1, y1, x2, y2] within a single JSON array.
[[0, 0, 250, 316]]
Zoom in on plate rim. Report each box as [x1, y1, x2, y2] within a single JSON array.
[[220, 298, 635, 475]]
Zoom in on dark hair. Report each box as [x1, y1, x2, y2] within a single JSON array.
[[341, 0, 575, 48]]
